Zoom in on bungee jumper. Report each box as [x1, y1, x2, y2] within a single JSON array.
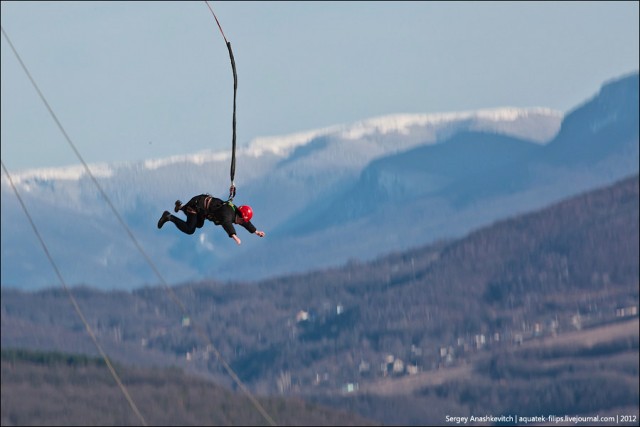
[[157, 196, 265, 245], [157, 2, 265, 246]]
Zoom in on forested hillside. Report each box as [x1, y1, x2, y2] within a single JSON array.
[[0, 349, 378, 426]]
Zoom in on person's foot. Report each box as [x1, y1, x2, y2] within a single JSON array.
[[174, 200, 183, 213], [157, 211, 171, 229]]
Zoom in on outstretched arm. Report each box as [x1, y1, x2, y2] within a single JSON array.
[[231, 230, 264, 245], [240, 221, 264, 238]]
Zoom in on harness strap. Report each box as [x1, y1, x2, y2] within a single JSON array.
[[184, 195, 233, 219], [204, 196, 213, 211]]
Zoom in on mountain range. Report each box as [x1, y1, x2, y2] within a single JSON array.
[[1, 71, 638, 290]]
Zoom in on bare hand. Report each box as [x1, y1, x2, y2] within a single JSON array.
[[255, 230, 265, 237], [232, 235, 242, 245]]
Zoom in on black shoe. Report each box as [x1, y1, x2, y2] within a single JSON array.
[[174, 200, 183, 213], [157, 211, 171, 229]]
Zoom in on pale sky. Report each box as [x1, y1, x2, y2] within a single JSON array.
[[1, 1, 638, 171]]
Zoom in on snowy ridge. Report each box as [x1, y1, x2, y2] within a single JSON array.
[[245, 125, 344, 157], [1, 151, 231, 185], [2, 163, 113, 186], [340, 107, 561, 140], [143, 150, 230, 170], [2, 107, 561, 185], [247, 107, 562, 156]]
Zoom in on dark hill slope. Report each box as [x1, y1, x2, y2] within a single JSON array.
[[0, 349, 378, 426]]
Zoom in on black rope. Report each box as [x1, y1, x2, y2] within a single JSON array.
[[204, 1, 238, 201], [227, 40, 237, 201]]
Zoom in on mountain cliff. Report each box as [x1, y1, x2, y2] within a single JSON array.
[[1, 72, 637, 290]]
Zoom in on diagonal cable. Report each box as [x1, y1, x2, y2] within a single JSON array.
[[1, 160, 149, 427], [2, 23, 277, 427]]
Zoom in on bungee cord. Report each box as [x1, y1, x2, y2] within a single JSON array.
[[205, 0, 238, 202]]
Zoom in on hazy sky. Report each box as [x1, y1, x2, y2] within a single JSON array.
[[1, 1, 638, 171]]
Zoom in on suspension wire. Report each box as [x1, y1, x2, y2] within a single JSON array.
[[204, 0, 237, 201], [1, 161, 149, 427], [1, 24, 277, 427]]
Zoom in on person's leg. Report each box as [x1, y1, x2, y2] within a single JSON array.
[[168, 212, 199, 235], [157, 211, 171, 229], [158, 210, 198, 234]]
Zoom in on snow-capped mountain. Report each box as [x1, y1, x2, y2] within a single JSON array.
[[2, 72, 637, 290]]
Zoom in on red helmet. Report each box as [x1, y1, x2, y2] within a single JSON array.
[[237, 205, 253, 222]]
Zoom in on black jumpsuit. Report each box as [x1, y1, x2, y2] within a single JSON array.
[[167, 194, 257, 237]]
